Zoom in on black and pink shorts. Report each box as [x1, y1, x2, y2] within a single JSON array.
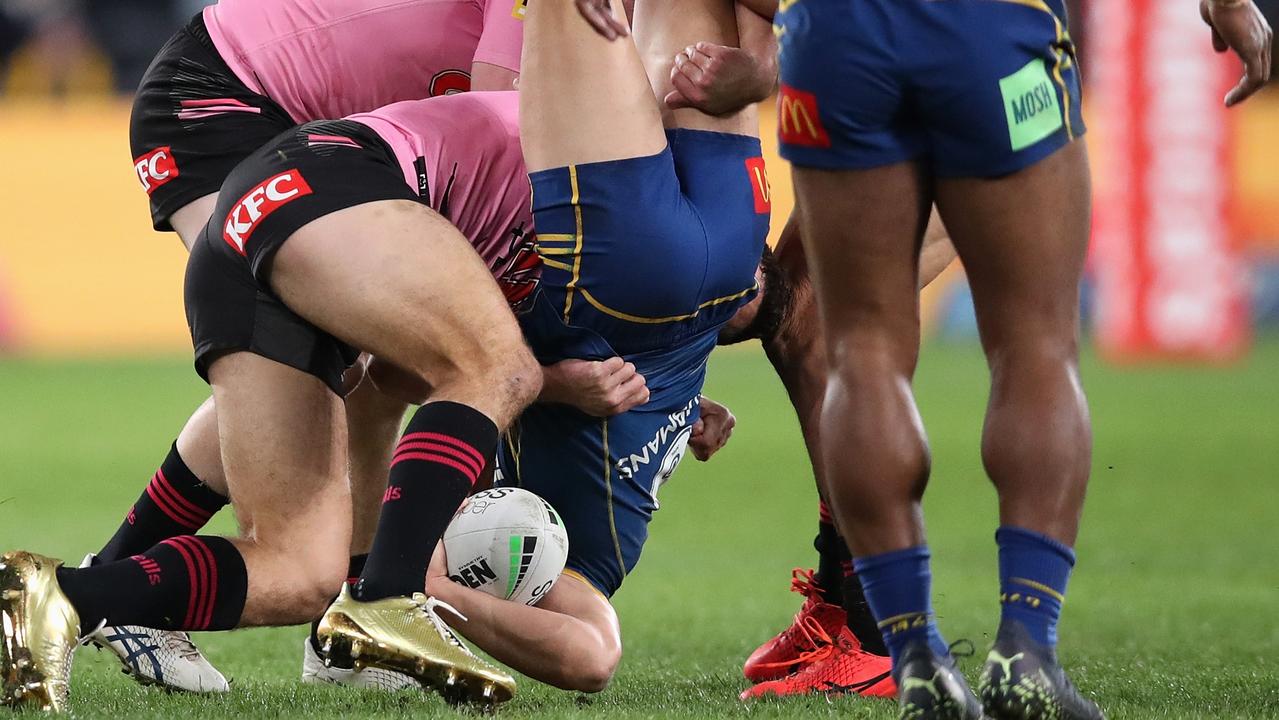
[[129, 13, 295, 232]]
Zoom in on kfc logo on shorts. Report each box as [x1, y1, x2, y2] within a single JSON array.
[[777, 84, 831, 149], [222, 170, 313, 255], [134, 146, 179, 194]]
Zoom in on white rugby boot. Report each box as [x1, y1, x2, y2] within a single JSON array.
[[300, 637, 420, 691], [80, 554, 230, 693]]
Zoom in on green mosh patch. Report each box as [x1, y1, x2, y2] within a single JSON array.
[[1000, 58, 1064, 151]]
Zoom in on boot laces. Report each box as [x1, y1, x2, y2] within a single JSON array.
[[411, 594, 475, 656], [755, 615, 839, 670]]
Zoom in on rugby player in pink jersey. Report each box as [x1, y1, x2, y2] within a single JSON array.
[[136, 0, 525, 249], [85, 0, 637, 695], [2, 90, 549, 712]]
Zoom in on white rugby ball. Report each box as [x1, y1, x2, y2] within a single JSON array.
[[443, 488, 569, 606]]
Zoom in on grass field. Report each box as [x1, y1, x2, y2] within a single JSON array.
[[1, 340, 1277, 719]]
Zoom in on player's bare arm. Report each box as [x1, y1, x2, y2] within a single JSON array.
[[427, 548, 622, 692], [367, 354, 649, 416], [665, 3, 778, 114]]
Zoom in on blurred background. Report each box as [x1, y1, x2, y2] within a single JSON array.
[[0, 5, 1274, 716], [0, 0, 1277, 357]]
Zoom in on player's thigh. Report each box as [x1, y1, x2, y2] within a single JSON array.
[[270, 200, 530, 414], [208, 352, 352, 556], [791, 163, 931, 348], [170, 194, 219, 252], [630, 0, 755, 136], [518, 0, 666, 172], [933, 140, 1091, 350]]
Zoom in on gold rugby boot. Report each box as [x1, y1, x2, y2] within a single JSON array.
[[0, 551, 80, 712], [316, 585, 515, 706]]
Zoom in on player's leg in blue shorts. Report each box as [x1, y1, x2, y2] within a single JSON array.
[[776, 2, 1100, 719], [509, 126, 768, 597], [477, 0, 768, 693], [776, 0, 1084, 176]]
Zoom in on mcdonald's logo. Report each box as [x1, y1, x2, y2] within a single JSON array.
[[777, 84, 830, 149], [744, 157, 771, 214]]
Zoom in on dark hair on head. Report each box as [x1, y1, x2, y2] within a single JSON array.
[[719, 245, 793, 346]]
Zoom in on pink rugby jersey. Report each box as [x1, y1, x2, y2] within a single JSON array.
[[350, 91, 540, 308], [203, 0, 525, 123]]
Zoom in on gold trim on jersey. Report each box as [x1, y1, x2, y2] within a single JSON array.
[[576, 283, 758, 325], [562, 166, 585, 324], [601, 419, 627, 581], [539, 257, 574, 272]]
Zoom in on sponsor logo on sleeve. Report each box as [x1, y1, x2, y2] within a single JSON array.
[[777, 84, 831, 149], [221, 170, 313, 256], [512, 0, 528, 20], [430, 69, 472, 97], [134, 146, 179, 194], [745, 157, 771, 214]]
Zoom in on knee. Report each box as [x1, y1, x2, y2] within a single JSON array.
[[459, 343, 542, 425], [498, 345, 542, 413], [986, 334, 1080, 377], [563, 645, 621, 693], [267, 544, 346, 622], [292, 551, 348, 620]]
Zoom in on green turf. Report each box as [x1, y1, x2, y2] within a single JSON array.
[[1, 340, 1277, 719]]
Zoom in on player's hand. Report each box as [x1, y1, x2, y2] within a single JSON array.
[[665, 42, 778, 116], [425, 540, 450, 595], [575, 0, 629, 40], [689, 395, 736, 461], [541, 357, 650, 417], [1201, 0, 1273, 106]]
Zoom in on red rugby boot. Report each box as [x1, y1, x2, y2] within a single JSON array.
[[743, 568, 847, 683], [740, 625, 896, 701]]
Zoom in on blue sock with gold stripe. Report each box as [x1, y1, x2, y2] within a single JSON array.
[[996, 526, 1075, 648], [854, 546, 950, 667]]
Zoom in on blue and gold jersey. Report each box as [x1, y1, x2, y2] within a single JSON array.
[[499, 128, 770, 597], [522, 128, 769, 405]]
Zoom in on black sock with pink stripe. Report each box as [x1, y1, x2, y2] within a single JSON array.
[[355, 401, 496, 601], [97, 442, 228, 562], [57, 535, 248, 631]]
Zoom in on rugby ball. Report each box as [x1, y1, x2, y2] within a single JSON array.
[[443, 488, 569, 606]]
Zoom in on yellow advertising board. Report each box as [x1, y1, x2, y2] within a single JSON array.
[[1, 96, 1275, 354]]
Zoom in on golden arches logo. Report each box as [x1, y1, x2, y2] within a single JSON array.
[[745, 157, 771, 213], [777, 85, 830, 148]]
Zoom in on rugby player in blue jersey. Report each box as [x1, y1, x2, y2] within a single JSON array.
[[761, 0, 1271, 718]]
